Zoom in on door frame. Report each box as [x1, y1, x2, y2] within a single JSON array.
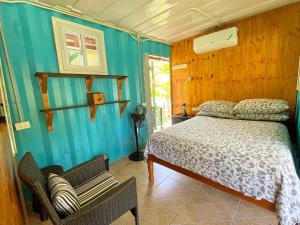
[[0, 59, 17, 155], [143, 54, 170, 135]]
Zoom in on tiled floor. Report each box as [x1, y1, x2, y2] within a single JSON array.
[[29, 157, 278, 225]]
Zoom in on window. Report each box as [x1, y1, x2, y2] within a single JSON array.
[[52, 17, 108, 74]]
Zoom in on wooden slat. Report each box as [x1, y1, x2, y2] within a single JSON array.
[[0, 121, 26, 225], [171, 2, 300, 117], [147, 154, 275, 212]]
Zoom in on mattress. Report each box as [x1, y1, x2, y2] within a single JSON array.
[[145, 116, 300, 225]]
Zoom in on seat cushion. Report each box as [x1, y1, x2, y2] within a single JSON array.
[[75, 171, 119, 207], [48, 173, 80, 216]]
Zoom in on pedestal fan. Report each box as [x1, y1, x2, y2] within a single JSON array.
[[129, 105, 147, 161]]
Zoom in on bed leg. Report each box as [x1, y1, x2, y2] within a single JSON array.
[[147, 159, 154, 182]]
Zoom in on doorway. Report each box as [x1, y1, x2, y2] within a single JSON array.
[[148, 56, 171, 132]]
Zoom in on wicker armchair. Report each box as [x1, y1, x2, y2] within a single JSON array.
[[18, 152, 139, 225]]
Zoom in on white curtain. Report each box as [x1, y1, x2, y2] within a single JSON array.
[[143, 53, 153, 135]]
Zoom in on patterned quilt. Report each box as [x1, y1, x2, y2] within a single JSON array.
[[145, 116, 300, 225]]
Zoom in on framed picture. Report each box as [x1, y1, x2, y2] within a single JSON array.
[[52, 17, 108, 74]]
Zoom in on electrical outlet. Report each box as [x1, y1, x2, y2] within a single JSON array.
[[15, 121, 31, 131]]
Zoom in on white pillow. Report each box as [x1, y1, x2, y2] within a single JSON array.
[[232, 99, 289, 114], [197, 100, 236, 114]]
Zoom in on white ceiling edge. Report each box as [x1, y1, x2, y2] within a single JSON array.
[[1, 0, 298, 44], [168, 0, 298, 43], [0, 0, 172, 45]]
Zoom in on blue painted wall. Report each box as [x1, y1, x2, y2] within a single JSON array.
[[0, 3, 170, 170], [295, 92, 300, 176]]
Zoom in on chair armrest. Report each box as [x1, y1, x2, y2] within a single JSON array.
[[61, 177, 138, 225], [41, 165, 64, 178], [62, 154, 107, 187]]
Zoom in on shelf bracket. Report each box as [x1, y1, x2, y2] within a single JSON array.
[[38, 74, 54, 131], [36, 72, 130, 130], [39, 74, 48, 93], [120, 101, 129, 115], [117, 78, 128, 115], [89, 105, 98, 122], [85, 76, 94, 92], [45, 111, 54, 131]]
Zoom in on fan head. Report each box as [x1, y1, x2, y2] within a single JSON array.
[[134, 105, 147, 115], [131, 105, 147, 127]]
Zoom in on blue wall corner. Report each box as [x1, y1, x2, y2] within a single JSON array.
[[295, 92, 300, 177], [0, 3, 170, 170]]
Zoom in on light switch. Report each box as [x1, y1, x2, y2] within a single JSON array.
[[15, 121, 31, 131]]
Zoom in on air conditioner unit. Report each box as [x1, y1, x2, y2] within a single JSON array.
[[193, 27, 238, 54]]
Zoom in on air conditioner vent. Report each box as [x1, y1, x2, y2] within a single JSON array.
[[193, 27, 238, 54]]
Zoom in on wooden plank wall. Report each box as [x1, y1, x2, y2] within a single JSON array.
[[0, 122, 26, 225], [171, 2, 300, 116]]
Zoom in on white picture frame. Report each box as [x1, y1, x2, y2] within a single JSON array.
[[52, 17, 108, 75]]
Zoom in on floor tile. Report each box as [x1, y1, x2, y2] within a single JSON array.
[[28, 157, 278, 225], [28, 210, 52, 225], [233, 201, 278, 225]]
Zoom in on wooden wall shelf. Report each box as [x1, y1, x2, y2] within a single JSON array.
[[36, 72, 130, 131], [40, 100, 130, 112], [35, 72, 127, 80]]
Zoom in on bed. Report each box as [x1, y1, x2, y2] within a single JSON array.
[[144, 116, 300, 225]]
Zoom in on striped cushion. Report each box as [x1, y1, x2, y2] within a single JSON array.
[[75, 171, 119, 207], [48, 173, 80, 216]]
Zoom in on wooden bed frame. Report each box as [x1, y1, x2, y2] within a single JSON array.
[[147, 154, 275, 212]]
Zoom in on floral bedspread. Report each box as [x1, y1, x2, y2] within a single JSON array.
[[145, 116, 300, 225]]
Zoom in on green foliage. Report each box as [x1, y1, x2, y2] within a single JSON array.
[[150, 60, 171, 130], [152, 61, 170, 99], [159, 63, 170, 74]]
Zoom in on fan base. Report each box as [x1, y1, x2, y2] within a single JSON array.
[[129, 152, 145, 161]]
